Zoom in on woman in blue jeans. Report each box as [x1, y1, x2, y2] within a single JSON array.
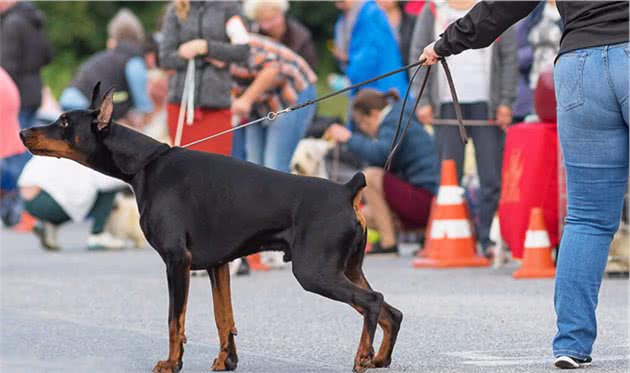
[[418, 1, 628, 369]]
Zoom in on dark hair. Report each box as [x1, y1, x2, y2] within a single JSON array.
[[351, 88, 400, 115]]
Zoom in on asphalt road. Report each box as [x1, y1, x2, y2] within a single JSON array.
[[1, 223, 628, 373]]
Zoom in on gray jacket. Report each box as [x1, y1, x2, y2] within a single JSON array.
[[409, 3, 518, 118], [159, 2, 249, 109]]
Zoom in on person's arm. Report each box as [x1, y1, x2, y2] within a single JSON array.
[[497, 26, 519, 110], [125, 57, 153, 114], [204, 3, 249, 63], [346, 124, 397, 166], [426, 1, 539, 60], [158, 6, 188, 70], [0, 18, 23, 78], [231, 63, 280, 118], [409, 6, 435, 109]]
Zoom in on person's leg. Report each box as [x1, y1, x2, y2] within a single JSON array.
[[231, 126, 247, 160], [23, 190, 71, 250], [363, 167, 397, 248], [87, 191, 118, 234], [552, 44, 629, 360], [436, 103, 467, 181], [23, 190, 71, 225], [245, 121, 266, 166], [467, 103, 503, 251], [264, 85, 317, 172]]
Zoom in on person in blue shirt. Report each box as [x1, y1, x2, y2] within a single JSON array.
[[59, 9, 152, 126], [333, 0, 408, 96], [326, 88, 439, 254]]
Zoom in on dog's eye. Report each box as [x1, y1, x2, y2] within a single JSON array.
[[59, 119, 68, 128]]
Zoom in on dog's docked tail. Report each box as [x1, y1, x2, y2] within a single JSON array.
[[346, 172, 367, 233], [345, 172, 367, 195]]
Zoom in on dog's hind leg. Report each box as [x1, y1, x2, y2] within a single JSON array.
[[208, 263, 238, 371], [345, 243, 403, 369], [153, 251, 192, 373], [292, 257, 383, 373]]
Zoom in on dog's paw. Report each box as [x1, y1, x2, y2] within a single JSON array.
[[371, 356, 391, 368], [352, 358, 375, 373], [153, 359, 182, 373], [211, 349, 238, 371]]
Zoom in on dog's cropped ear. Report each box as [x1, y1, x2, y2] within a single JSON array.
[[89, 82, 101, 109], [96, 86, 116, 131]]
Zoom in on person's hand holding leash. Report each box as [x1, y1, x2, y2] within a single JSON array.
[[325, 124, 352, 143], [495, 105, 512, 129], [419, 41, 440, 66], [178, 39, 208, 60]]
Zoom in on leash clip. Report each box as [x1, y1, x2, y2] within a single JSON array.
[[266, 108, 291, 121]]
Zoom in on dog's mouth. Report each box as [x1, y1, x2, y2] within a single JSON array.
[[20, 132, 78, 160]]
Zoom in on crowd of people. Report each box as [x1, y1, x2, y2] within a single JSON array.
[[1, 0, 563, 259]]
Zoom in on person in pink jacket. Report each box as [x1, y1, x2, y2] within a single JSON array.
[[0, 67, 31, 226]]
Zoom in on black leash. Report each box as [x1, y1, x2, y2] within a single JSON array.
[[182, 58, 468, 162], [385, 58, 467, 171]]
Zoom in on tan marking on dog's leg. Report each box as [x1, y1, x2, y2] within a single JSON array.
[[353, 188, 367, 232], [209, 263, 238, 371]]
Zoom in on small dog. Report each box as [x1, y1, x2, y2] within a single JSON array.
[[290, 138, 333, 178], [20, 84, 402, 373], [105, 191, 147, 249]]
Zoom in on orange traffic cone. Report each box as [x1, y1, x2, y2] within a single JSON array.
[[513, 208, 556, 279], [247, 254, 270, 271], [413, 160, 489, 268]]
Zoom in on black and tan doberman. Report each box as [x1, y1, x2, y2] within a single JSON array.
[[20, 84, 402, 373]]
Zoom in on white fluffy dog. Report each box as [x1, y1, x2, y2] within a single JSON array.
[[290, 138, 334, 179]]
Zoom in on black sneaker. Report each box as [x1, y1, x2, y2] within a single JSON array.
[[554, 356, 592, 369], [367, 242, 398, 255], [236, 258, 250, 276]]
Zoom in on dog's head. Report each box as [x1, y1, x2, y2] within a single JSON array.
[[20, 82, 115, 165]]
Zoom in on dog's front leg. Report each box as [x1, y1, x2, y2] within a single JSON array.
[[154, 254, 191, 373], [208, 263, 238, 371]]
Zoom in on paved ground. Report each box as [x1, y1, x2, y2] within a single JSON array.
[[1, 223, 629, 373]]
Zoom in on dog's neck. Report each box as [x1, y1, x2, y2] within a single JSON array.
[[89, 123, 170, 183]]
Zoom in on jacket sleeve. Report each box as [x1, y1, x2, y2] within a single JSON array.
[[345, 6, 383, 84], [0, 18, 23, 77], [409, 6, 436, 109], [434, 1, 540, 57], [205, 3, 249, 63], [158, 6, 188, 71], [347, 124, 396, 166], [497, 26, 519, 108]]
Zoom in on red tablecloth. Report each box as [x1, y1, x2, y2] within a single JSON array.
[[498, 123, 559, 259]]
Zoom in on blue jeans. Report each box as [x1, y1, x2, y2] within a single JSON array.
[[553, 43, 628, 359], [245, 85, 317, 172]]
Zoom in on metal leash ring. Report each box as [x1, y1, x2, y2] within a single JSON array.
[[266, 108, 292, 121]]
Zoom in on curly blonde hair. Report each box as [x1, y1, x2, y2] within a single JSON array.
[[175, 0, 190, 21]]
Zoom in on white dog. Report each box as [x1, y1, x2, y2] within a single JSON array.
[[290, 138, 334, 179], [105, 193, 147, 249]]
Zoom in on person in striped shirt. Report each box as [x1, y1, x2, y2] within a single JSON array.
[[230, 33, 317, 173]]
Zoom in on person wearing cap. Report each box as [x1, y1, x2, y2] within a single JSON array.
[[418, 1, 629, 369]]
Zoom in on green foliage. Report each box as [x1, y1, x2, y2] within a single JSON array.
[[37, 1, 344, 115]]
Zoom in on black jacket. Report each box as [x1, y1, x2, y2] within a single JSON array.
[[0, 2, 52, 110], [434, 1, 628, 58], [70, 42, 143, 120]]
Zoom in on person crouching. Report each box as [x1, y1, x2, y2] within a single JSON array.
[[326, 89, 439, 254]]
